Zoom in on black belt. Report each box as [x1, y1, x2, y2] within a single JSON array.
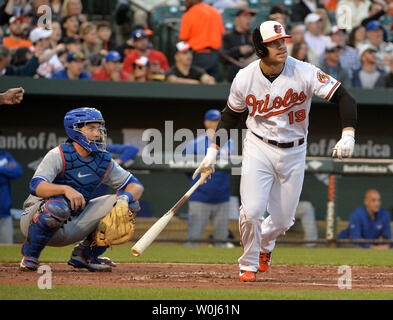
[[252, 132, 305, 149]]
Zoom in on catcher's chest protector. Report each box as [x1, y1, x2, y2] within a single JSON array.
[[54, 143, 112, 205]]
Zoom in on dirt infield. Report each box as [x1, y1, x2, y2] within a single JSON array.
[[1, 263, 393, 291]]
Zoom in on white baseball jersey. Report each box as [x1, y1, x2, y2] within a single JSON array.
[[227, 56, 341, 142]]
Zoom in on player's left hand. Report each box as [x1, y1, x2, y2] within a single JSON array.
[[332, 129, 355, 160], [1, 87, 24, 105]]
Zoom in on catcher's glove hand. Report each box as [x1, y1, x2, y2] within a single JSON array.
[[95, 196, 139, 246]]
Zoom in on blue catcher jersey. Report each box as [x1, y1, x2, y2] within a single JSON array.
[[53, 143, 112, 212]]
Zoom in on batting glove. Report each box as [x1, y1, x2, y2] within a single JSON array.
[[192, 146, 218, 180], [332, 129, 355, 160]]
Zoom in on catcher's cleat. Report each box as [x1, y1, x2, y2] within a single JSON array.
[[68, 255, 112, 272], [258, 252, 272, 272], [96, 256, 116, 267], [238, 270, 257, 282], [20, 256, 39, 271]]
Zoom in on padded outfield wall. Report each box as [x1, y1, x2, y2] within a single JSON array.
[[0, 77, 392, 222]]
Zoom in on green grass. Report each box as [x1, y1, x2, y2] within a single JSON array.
[[1, 284, 393, 300], [1, 245, 393, 300], [1, 245, 393, 267]]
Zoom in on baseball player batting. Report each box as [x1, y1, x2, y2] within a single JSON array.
[[20, 107, 144, 272], [193, 21, 357, 282]]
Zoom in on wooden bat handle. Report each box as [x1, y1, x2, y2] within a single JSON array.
[[169, 170, 211, 215]]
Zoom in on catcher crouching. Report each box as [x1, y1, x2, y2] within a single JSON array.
[[20, 107, 144, 272]]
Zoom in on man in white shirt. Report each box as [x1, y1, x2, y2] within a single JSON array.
[[304, 13, 331, 63]]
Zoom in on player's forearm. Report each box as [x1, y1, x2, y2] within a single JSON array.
[[34, 181, 69, 198], [330, 85, 357, 129], [123, 182, 144, 201], [213, 106, 246, 148]]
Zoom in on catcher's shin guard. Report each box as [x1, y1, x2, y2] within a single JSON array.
[[21, 197, 70, 266]]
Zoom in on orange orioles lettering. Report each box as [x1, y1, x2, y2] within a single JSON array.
[[247, 89, 307, 118]]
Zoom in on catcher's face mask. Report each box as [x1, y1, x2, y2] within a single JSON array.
[[77, 121, 107, 152]]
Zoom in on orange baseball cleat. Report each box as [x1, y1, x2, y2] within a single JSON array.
[[238, 270, 257, 282], [258, 252, 272, 272]]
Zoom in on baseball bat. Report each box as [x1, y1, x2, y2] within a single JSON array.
[[131, 170, 211, 256]]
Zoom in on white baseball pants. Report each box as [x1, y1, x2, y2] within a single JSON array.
[[238, 130, 306, 272]]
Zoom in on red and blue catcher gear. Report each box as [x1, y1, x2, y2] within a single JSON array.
[[21, 196, 71, 269], [53, 143, 112, 214], [64, 107, 107, 152]]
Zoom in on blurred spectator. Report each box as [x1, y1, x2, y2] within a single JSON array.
[[179, 0, 225, 81], [352, 43, 385, 88], [268, 5, 290, 34], [61, 0, 86, 23], [79, 21, 105, 72], [63, 36, 81, 53], [2, 16, 33, 50], [304, 13, 331, 62], [360, 0, 393, 31], [338, 189, 392, 249], [376, 56, 393, 87], [319, 42, 351, 86], [0, 0, 32, 25], [30, 27, 64, 78], [166, 41, 215, 84], [50, 20, 62, 49], [290, 41, 309, 61], [315, 8, 331, 35], [322, 0, 338, 12], [58, 36, 81, 64], [52, 51, 90, 79], [291, 0, 326, 23], [12, 46, 32, 66], [115, 23, 151, 60], [329, 25, 361, 81], [0, 44, 40, 76], [347, 24, 366, 48], [204, 0, 247, 11], [221, 8, 257, 82], [122, 28, 169, 79], [358, 20, 393, 72], [116, 35, 134, 60], [0, 149, 23, 244], [61, 14, 80, 42], [183, 109, 234, 247], [91, 50, 129, 82], [50, 0, 63, 22], [129, 56, 151, 82], [336, 0, 372, 30], [97, 22, 116, 52], [287, 24, 319, 65]]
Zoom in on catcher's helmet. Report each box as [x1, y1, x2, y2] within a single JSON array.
[[253, 21, 291, 59], [64, 107, 107, 152]]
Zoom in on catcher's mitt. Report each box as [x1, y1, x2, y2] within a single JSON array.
[[95, 198, 138, 246]]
